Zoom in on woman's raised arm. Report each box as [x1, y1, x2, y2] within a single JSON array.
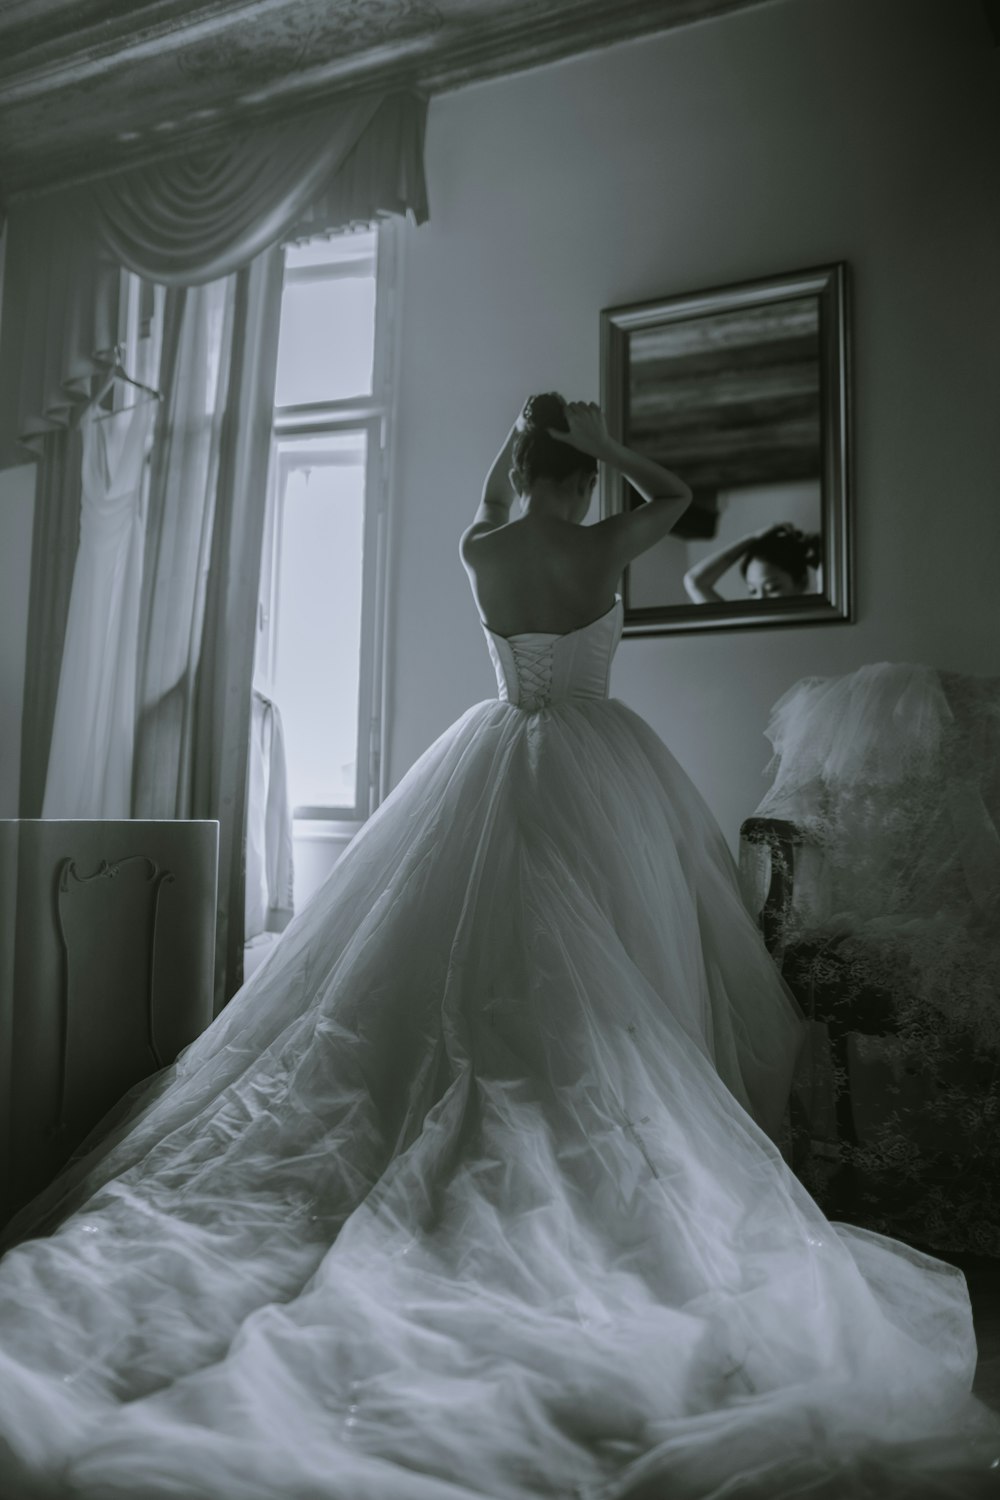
[[463, 410, 525, 539], [682, 526, 775, 604], [551, 403, 693, 570]]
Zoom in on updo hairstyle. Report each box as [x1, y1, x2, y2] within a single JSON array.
[[510, 393, 598, 495], [740, 524, 822, 589]]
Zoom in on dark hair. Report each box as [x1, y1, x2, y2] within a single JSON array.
[[510, 392, 598, 494], [740, 524, 822, 589]]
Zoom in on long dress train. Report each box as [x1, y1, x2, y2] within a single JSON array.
[[1, 596, 997, 1500]]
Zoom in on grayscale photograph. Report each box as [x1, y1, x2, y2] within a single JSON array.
[[0, 1, 997, 1497]]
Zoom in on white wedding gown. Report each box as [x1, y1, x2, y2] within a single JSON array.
[[1, 597, 997, 1500]]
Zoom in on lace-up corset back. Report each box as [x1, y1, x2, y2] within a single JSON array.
[[483, 596, 623, 711]]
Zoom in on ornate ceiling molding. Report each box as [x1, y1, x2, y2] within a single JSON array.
[[0, 0, 769, 197]]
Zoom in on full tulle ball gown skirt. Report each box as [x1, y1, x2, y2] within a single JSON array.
[[0, 597, 997, 1500]]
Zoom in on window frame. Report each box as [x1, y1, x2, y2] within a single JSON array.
[[256, 220, 401, 834]]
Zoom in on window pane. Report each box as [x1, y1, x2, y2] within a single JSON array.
[[274, 272, 376, 406], [272, 433, 367, 812]]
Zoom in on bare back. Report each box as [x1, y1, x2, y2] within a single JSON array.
[[461, 516, 620, 637]]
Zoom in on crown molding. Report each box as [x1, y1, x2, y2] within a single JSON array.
[[0, 0, 773, 197]]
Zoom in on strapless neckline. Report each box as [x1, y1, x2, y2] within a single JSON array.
[[481, 594, 622, 645]]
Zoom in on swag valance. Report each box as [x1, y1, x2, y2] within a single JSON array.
[[90, 91, 428, 284], [0, 90, 428, 461]]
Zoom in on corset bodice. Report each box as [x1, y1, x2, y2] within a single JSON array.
[[482, 596, 623, 711]]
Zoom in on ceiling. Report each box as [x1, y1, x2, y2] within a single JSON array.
[[0, 0, 772, 199]]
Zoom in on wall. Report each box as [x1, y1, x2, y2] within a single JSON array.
[[386, 0, 1000, 849], [0, 464, 35, 815]]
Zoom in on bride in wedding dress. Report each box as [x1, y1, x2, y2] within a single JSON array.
[[0, 395, 997, 1500]]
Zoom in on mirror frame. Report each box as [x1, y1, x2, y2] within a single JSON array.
[[600, 262, 853, 635]]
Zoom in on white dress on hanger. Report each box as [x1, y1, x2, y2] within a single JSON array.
[[42, 397, 156, 820], [245, 688, 296, 979], [3, 597, 998, 1499]]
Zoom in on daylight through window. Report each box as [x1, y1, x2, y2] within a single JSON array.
[[256, 226, 393, 825]]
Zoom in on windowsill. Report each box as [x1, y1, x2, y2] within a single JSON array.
[[292, 818, 362, 843]]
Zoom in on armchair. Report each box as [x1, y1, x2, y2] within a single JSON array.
[[740, 665, 1000, 1257]]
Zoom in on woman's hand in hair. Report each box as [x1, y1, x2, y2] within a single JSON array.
[[548, 401, 611, 460]]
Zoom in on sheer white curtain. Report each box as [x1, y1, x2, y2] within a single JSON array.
[[41, 397, 157, 817], [132, 278, 234, 819], [132, 250, 285, 1012]]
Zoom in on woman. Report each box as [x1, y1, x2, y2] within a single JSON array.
[[684, 520, 821, 603], [0, 395, 995, 1500]]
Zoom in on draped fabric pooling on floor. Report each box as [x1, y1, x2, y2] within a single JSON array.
[[0, 600, 997, 1499]]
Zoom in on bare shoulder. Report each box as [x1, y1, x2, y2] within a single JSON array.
[[459, 517, 506, 561]]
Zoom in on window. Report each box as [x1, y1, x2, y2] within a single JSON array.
[[255, 225, 398, 828]]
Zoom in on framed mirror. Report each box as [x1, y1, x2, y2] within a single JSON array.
[[600, 263, 852, 635]]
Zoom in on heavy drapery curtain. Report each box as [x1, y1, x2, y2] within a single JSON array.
[[8, 87, 428, 1011], [0, 192, 119, 464]]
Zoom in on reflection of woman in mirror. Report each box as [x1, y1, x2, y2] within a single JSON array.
[[683, 523, 822, 604]]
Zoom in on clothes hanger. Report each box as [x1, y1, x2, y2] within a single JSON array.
[[90, 342, 162, 417]]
